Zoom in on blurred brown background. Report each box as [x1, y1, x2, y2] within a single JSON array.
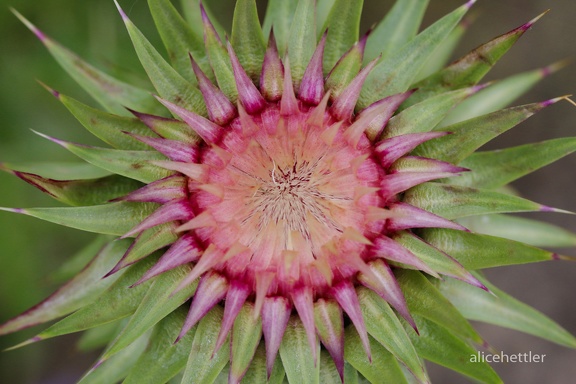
[[0, 0, 575, 383]]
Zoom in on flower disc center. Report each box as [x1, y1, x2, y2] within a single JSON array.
[[192, 104, 384, 293]]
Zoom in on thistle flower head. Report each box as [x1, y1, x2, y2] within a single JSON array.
[[1, 1, 576, 383]]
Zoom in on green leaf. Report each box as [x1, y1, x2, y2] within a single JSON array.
[[316, 0, 335, 37], [357, 287, 426, 383], [148, 0, 210, 83], [135, 114, 201, 144], [9, 172, 142, 206], [383, 87, 476, 139], [0, 161, 111, 180], [114, 223, 178, 271], [204, 10, 238, 102], [406, 315, 502, 384], [78, 330, 150, 384], [422, 228, 559, 270], [457, 214, 576, 248], [55, 140, 172, 183], [392, 231, 477, 284], [231, 0, 266, 82], [124, 307, 195, 384], [31, 256, 157, 342], [77, 321, 121, 352], [280, 316, 320, 384], [364, 0, 429, 63], [2, 202, 158, 237], [358, 2, 470, 109], [231, 303, 263, 382], [13, 10, 163, 117], [438, 273, 576, 348], [241, 344, 286, 384], [395, 269, 482, 343], [262, 0, 298, 55], [319, 349, 341, 383], [343, 364, 359, 384], [324, 38, 363, 99], [100, 265, 197, 363], [403, 182, 546, 220], [414, 16, 467, 81], [413, 101, 549, 164], [453, 138, 576, 189], [407, 15, 538, 108], [0, 239, 128, 336], [119, 7, 207, 116], [321, 0, 362, 73], [59, 93, 156, 150], [181, 306, 230, 384], [441, 65, 556, 127], [288, 0, 317, 87], [344, 327, 408, 384]]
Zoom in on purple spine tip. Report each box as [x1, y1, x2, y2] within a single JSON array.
[[465, 0, 477, 9], [471, 82, 491, 94], [113, 0, 129, 20]]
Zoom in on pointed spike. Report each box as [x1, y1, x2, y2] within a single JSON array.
[[320, 121, 343, 146], [152, 161, 208, 183], [126, 132, 198, 163], [280, 56, 299, 116], [214, 281, 251, 355], [237, 103, 260, 137], [155, 96, 223, 144], [331, 57, 380, 121], [174, 245, 227, 295], [360, 90, 416, 141], [331, 281, 371, 361], [541, 95, 571, 108], [176, 271, 229, 343], [121, 199, 192, 238], [36, 80, 60, 98], [177, 211, 217, 232], [291, 287, 318, 363], [522, 9, 549, 30], [261, 297, 292, 378], [128, 109, 200, 144], [190, 54, 237, 125], [387, 202, 468, 232], [375, 132, 449, 168], [380, 171, 459, 198], [226, 41, 266, 114], [313, 299, 345, 381], [299, 32, 327, 105], [342, 227, 373, 245], [11, 8, 47, 41], [114, 175, 186, 204], [200, 2, 222, 43], [253, 272, 274, 321], [132, 234, 201, 286], [358, 259, 417, 331], [307, 91, 331, 128], [113, 0, 129, 21], [371, 236, 439, 278], [260, 30, 284, 102]]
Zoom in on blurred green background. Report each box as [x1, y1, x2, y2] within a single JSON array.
[[0, 0, 575, 383]]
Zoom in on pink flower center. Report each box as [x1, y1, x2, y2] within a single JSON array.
[[191, 103, 385, 295]]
